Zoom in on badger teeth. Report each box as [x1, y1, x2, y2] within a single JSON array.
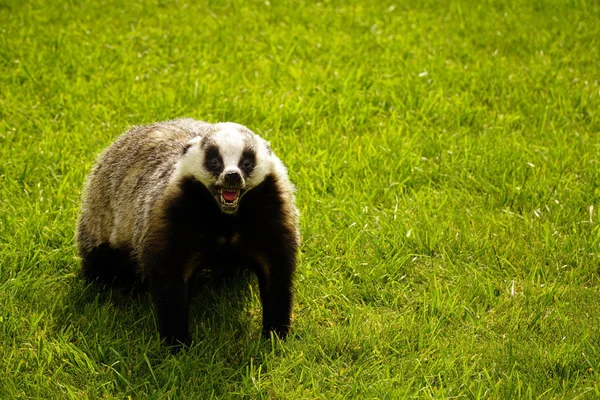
[[219, 189, 240, 206], [220, 195, 239, 205]]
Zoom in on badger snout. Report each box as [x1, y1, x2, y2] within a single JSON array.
[[214, 169, 246, 214], [223, 170, 243, 188]]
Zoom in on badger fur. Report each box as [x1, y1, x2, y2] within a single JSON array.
[[76, 119, 300, 346]]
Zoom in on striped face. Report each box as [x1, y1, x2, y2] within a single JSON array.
[[177, 123, 274, 214]]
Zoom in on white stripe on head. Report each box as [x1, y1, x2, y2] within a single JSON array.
[[245, 135, 274, 187], [174, 136, 209, 184], [212, 127, 245, 173]]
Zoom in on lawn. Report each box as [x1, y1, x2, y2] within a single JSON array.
[[1, 0, 599, 398]]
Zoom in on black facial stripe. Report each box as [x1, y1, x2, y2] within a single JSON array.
[[204, 145, 224, 176], [240, 148, 256, 177]]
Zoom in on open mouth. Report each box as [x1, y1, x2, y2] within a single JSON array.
[[217, 188, 241, 211]]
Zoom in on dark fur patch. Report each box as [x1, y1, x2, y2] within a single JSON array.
[[139, 174, 298, 345], [81, 243, 146, 292], [203, 145, 224, 177], [239, 148, 256, 177]]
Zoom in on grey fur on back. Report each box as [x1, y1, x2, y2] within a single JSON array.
[[76, 119, 215, 263]]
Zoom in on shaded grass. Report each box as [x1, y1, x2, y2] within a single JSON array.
[[1, 0, 600, 398]]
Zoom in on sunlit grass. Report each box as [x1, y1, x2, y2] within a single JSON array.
[[1, 0, 599, 398]]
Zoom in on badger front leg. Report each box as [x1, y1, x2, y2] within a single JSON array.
[[143, 241, 193, 347], [150, 269, 191, 347], [254, 248, 297, 339]]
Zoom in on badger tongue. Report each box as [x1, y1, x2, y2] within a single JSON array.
[[221, 190, 238, 202]]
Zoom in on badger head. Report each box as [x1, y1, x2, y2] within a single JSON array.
[[177, 123, 276, 214]]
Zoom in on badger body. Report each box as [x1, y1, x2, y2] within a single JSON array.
[[77, 119, 299, 346]]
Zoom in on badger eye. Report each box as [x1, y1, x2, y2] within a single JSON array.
[[209, 158, 220, 169], [242, 159, 253, 170]]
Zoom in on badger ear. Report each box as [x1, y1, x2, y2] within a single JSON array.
[[264, 141, 273, 155], [182, 136, 203, 155]]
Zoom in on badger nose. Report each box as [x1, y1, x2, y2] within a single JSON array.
[[224, 170, 242, 187]]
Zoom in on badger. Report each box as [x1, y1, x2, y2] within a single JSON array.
[[76, 119, 300, 346]]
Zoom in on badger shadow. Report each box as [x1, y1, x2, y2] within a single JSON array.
[[57, 267, 266, 357]]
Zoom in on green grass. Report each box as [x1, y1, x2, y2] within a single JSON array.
[[1, 0, 600, 397]]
